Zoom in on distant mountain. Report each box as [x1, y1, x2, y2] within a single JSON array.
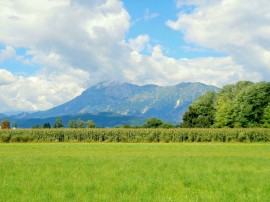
[[0, 113, 7, 119], [0, 112, 146, 128], [28, 82, 219, 123]]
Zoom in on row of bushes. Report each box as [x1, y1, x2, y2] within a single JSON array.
[[0, 128, 270, 143]]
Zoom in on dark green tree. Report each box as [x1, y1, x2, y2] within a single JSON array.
[[262, 103, 270, 127], [54, 119, 64, 128], [231, 82, 270, 127], [77, 119, 85, 128], [182, 81, 270, 128], [143, 118, 164, 128], [68, 120, 78, 128], [86, 120, 96, 128], [181, 91, 216, 128], [43, 123, 51, 128]]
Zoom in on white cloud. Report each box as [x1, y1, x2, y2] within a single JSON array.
[[128, 35, 150, 52], [0, 0, 130, 111], [0, 69, 17, 85], [0, 46, 16, 62], [125, 46, 260, 87], [0, 0, 267, 112], [167, 0, 270, 80], [0, 68, 89, 111]]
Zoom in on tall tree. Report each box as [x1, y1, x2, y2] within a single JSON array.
[[232, 82, 270, 127], [143, 118, 164, 128], [43, 123, 51, 128], [182, 81, 270, 128], [263, 103, 270, 127], [86, 120, 96, 128], [77, 119, 85, 128], [214, 81, 253, 127], [181, 91, 216, 128], [54, 119, 64, 128], [68, 120, 78, 128]]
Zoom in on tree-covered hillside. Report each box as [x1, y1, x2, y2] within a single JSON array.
[[181, 81, 270, 128]]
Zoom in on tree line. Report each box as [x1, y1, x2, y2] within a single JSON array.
[[32, 119, 96, 129], [181, 81, 270, 128], [1, 117, 176, 129]]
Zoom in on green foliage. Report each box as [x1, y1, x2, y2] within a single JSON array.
[[0, 128, 269, 143], [43, 123, 51, 128], [86, 120, 96, 128], [54, 119, 64, 128], [143, 118, 164, 128], [182, 81, 270, 128], [1, 120, 11, 129], [68, 120, 78, 128], [181, 91, 216, 128], [262, 103, 270, 128], [77, 119, 85, 128], [214, 81, 253, 127]]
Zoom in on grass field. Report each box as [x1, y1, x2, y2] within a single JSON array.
[[0, 143, 270, 202]]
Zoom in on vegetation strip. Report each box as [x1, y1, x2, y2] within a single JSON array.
[[0, 128, 270, 143]]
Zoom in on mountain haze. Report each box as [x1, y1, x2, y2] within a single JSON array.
[[29, 82, 219, 123]]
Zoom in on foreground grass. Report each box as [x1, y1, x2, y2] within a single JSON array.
[[0, 144, 270, 202]]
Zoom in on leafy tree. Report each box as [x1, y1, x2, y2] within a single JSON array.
[[86, 120, 96, 128], [181, 91, 216, 128], [1, 120, 11, 129], [54, 119, 64, 128], [143, 118, 164, 128], [77, 119, 85, 128], [214, 81, 253, 128], [262, 103, 270, 127], [232, 82, 270, 127], [182, 81, 270, 128], [43, 123, 51, 128], [68, 120, 78, 128]]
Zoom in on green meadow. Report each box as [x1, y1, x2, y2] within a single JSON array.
[[0, 143, 270, 202]]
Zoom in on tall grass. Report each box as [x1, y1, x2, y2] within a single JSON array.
[[0, 128, 270, 143]]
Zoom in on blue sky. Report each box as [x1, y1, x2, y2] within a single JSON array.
[[123, 0, 225, 59], [0, 0, 269, 112]]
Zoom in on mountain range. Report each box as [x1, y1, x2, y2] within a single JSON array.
[[1, 82, 219, 127]]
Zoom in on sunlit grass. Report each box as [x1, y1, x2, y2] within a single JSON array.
[[0, 143, 270, 201]]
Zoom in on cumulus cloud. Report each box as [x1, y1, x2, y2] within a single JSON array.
[[0, 0, 267, 112], [0, 69, 17, 85], [128, 35, 150, 52], [0, 0, 130, 111], [0, 46, 16, 62], [0, 68, 89, 111], [125, 45, 260, 87], [167, 0, 270, 80]]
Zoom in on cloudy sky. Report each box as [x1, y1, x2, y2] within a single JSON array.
[[0, 0, 269, 113]]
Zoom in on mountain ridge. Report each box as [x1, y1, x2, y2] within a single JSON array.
[[25, 81, 219, 123]]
